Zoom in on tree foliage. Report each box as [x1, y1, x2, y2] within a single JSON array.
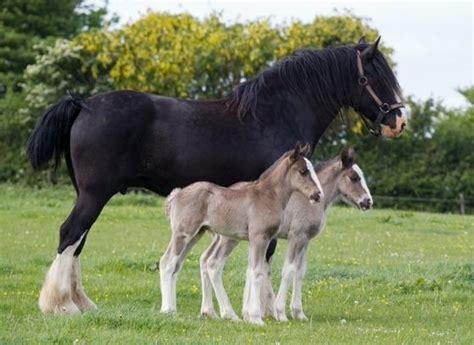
[[22, 11, 381, 112]]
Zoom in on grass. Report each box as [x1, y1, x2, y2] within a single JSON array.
[[0, 184, 472, 344]]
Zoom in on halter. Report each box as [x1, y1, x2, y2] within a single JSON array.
[[356, 50, 405, 136]]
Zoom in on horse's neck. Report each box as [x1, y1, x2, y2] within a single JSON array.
[[276, 94, 341, 147], [257, 163, 293, 208]]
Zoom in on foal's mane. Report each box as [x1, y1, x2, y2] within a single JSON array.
[[224, 44, 401, 118]]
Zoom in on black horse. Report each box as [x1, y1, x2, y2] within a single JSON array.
[[28, 37, 407, 314]]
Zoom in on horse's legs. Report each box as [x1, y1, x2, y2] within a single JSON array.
[[273, 236, 305, 322], [244, 235, 270, 325], [199, 234, 220, 318], [290, 242, 309, 321], [160, 229, 204, 313], [206, 236, 240, 320], [39, 192, 110, 315], [71, 255, 96, 311]]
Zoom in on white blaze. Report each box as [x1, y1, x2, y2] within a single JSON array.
[[304, 158, 324, 197], [352, 164, 372, 203]]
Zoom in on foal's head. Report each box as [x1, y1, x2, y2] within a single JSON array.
[[286, 143, 323, 204], [333, 148, 373, 210]]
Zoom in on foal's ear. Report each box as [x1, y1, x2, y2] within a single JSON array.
[[301, 143, 311, 157], [341, 147, 356, 169], [361, 36, 381, 60], [290, 142, 303, 161]]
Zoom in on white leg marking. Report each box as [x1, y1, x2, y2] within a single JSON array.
[[39, 233, 86, 315], [159, 251, 178, 313], [291, 246, 308, 321], [200, 251, 217, 318], [71, 257, 97, 312], [260, 259, 276, 317], [208, 260, 239, 321], [274, 259, 296, 322]]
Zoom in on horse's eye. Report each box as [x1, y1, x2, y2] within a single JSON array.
[[300, 169, 309, 175], [350, 174, 360, 182]]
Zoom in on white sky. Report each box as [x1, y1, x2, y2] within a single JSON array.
[[94, 0, 473, 107]]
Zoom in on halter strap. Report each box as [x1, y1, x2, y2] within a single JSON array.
[[356, 50, 405, 136]]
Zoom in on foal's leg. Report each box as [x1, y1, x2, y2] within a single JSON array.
[[290, 242, 309, 321], [243, 248, 276, 319], [273, 236, 306, 322], [206, 236, 240, 320], [244, 235, 270, 325], [39, 192, 109, 314], [160, 229, 204, 313], [199, 234, 220, 318]]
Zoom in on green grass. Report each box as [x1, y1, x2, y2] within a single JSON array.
[[0, 185, 473, 344]]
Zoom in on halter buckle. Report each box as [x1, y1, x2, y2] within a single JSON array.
[[358, 76, 368, 86], [379, 103, 390, 113]]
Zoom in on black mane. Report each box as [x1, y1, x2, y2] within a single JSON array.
[[225, 44, 401, 118]]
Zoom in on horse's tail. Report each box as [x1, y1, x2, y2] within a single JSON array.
[[27, 95, 84, 190], [165, 188, 182, 219]]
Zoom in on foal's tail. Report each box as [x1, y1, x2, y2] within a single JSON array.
[[165, 188, 182, 219], [27, 94, 84, 172]]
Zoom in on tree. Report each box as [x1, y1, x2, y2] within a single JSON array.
[[0, 0, 108, 84]]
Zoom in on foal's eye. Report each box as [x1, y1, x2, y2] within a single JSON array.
[[350, 174, 360, 182], [300, 169, 309, 176]]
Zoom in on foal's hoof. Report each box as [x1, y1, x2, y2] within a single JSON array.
[[160, 308, 177, 315], [273, 310, 289, 322], [200, 309, 218, 319], [221, 311, 241, 322], [292, 311, 309, 321], [244, 315, 265, 326]]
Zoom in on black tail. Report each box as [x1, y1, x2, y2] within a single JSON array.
[[27, 95, 84, 171]]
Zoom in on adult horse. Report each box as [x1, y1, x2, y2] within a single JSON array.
[[28, 37, 407, 314]]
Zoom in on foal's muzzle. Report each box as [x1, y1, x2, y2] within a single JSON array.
[[309, 191, 321, 204], [359, 198, 373, 210]]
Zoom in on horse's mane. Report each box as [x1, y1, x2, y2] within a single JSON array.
[[224, 45, 401, 118]]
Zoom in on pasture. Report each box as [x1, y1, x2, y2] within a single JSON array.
[[0, 185, 472, 344]]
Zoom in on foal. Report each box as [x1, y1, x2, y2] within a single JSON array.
[[200, 148, 372, 322], [160, 143, 323, 325]]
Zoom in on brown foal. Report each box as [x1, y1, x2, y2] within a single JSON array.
[[160, 143, 323, 325]]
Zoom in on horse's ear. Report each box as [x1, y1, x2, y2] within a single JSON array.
[[341, 147, 356, 168], [301, 143, 311, 157], [358, 36, 367, 44], [290, 142, 302, 161], [361, 36, 381, 60]]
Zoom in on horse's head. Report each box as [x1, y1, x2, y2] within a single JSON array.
[[287, 143, 323, 204], [351, 37, 407, 138], [335, 148, 373, 210]]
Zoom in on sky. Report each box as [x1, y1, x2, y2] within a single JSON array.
[[94, 0, 473, 107]]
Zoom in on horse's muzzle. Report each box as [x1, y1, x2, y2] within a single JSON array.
[[381, 113, 408, 138]]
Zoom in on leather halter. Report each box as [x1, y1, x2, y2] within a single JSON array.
[[356, 50, 405, 136]]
